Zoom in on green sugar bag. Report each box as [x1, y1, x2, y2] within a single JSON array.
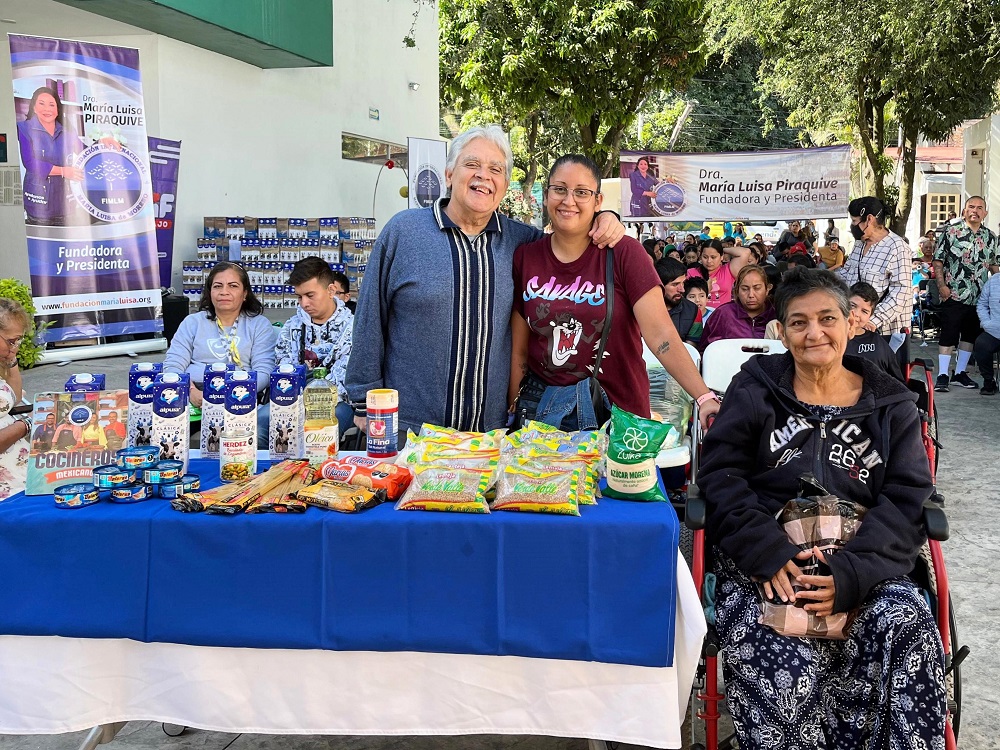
[[603, 405, 673, 502]]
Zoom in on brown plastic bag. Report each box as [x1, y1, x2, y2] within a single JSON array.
[[758, 493, 867, 640]]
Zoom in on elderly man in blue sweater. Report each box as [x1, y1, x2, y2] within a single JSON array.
[[345, 125, 625, 439], [974, 272, 1000, 395]]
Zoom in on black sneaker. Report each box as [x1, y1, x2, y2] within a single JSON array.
[[982, 380, 999, 396], [951, 371, 979, 389], [934, 374, 950, 392]]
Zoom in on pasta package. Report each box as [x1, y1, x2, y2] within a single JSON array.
[[296, 479, 385, 513], [394, 464, 495, 513], [245, 494, 308, 513], [316, 455, 412, 500], [491, 460, 587, 515]]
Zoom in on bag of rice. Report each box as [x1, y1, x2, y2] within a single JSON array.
[[491, 458, 589, 515], [394, 463, 496, 513], [603, 405, 673, 502]]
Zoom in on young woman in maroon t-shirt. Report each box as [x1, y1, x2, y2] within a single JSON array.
[[510, 154, 719, 430]]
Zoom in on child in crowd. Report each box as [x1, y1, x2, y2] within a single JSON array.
[[847, 282, 905, 381], [274, 256, 356, 434], [685, 276, 712, 316]]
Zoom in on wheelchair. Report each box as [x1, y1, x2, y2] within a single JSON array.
[[682, 339, 967, 750]]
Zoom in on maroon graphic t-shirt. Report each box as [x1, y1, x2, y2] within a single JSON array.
[[513, 235, 662, 418]]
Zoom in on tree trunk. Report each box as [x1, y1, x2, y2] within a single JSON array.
[[872, 101, 887, 202], [522, 114, 539, 204], [599, 124, 627, 179], [893, 123, 919, 235], [856, 92, 880, 198]]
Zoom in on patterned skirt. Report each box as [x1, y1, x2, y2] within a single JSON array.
[[715, 553, 947, 749]]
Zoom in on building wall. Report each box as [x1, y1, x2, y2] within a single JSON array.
[[0, 0, 440, 289], [963, 116, 1000, 231]]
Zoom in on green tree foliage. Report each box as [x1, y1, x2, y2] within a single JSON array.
[[706, 0, 1000, 231], [622, 44, 804, 153], [440, 0, 706, 176]]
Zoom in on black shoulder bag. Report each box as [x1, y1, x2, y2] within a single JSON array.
[[589, 248, 615, 426]]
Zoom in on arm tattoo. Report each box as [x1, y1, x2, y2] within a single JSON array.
[[655, 341, 670, 356]]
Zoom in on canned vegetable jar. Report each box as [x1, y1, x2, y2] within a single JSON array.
[[54, 483, 101, 508]]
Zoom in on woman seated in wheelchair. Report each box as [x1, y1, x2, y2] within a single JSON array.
[[698, 267, 946, 747]]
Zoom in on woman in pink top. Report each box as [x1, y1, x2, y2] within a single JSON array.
[[687, 239, 751, 307]]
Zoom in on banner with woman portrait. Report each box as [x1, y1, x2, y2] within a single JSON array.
[[620, 146, 851, 222], [9, 34, 162, 343]]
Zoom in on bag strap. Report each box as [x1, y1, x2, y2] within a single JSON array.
[[593, 248, 614, 374]]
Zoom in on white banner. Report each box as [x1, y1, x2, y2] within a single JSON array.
[[407, 137, 447, 209], [620, 146, 851, 221], [33, 289, 162, 314]]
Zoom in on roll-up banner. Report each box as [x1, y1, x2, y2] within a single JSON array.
[[9, 34, 162, 343], [620, 146, 851, 222], [148, 136, 181, 287], [407, 137, 447, 209]]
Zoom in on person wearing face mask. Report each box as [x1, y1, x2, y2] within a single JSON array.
[[836, 196, 912, 368]]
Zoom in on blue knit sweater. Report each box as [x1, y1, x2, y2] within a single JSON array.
[[346, 201, 541, 436]]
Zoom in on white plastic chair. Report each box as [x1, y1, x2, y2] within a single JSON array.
[[699, 337, 787, 395], [692, 338, 787, 478]]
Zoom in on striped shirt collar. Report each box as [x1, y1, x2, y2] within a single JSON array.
[[433, 198, 502, 234]]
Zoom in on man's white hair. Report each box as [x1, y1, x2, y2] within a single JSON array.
[[446, 125, 514, 182]]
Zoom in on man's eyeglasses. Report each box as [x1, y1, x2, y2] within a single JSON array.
[[546, 185, 598, 201], [333, 289, 350, 299]]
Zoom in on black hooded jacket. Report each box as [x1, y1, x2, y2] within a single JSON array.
[[697, 352, 931, 613]]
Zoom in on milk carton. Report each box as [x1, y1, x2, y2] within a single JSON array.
[[127, 362, 162, 447], [200, 363, 234, 459], [269, 364, 305, 460], [223, 370, 258, 442], [64, 373, 106, 392], [151, 372, 190, 473]]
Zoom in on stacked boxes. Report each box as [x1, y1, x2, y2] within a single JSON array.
[[188, 215, 362, 309]]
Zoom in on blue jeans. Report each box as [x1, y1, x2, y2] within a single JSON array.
[[534, 379, 600, 431]]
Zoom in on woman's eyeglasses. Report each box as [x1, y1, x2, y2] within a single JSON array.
[[2, 335, 24, 348], [546, 185, 598, 200]]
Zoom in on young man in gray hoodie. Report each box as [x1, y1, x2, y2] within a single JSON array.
[[274, 256, 355, 433]]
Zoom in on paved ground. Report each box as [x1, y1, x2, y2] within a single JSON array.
[[1, 335, 997, 750]]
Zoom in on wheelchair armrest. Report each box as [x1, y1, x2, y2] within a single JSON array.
[[685, 484, 707, 530], [923, 496, 949, 541]]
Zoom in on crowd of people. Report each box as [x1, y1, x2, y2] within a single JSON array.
[[0, 122, 996, 748]]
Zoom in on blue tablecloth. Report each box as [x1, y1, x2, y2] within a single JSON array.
[[0, 459, 679, 668]]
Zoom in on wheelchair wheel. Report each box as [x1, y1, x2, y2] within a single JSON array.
[[948, 594, 963, 739], [928, 409, 940, 478]]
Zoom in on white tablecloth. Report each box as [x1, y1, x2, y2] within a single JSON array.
[[0, 553, 705, 749]]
